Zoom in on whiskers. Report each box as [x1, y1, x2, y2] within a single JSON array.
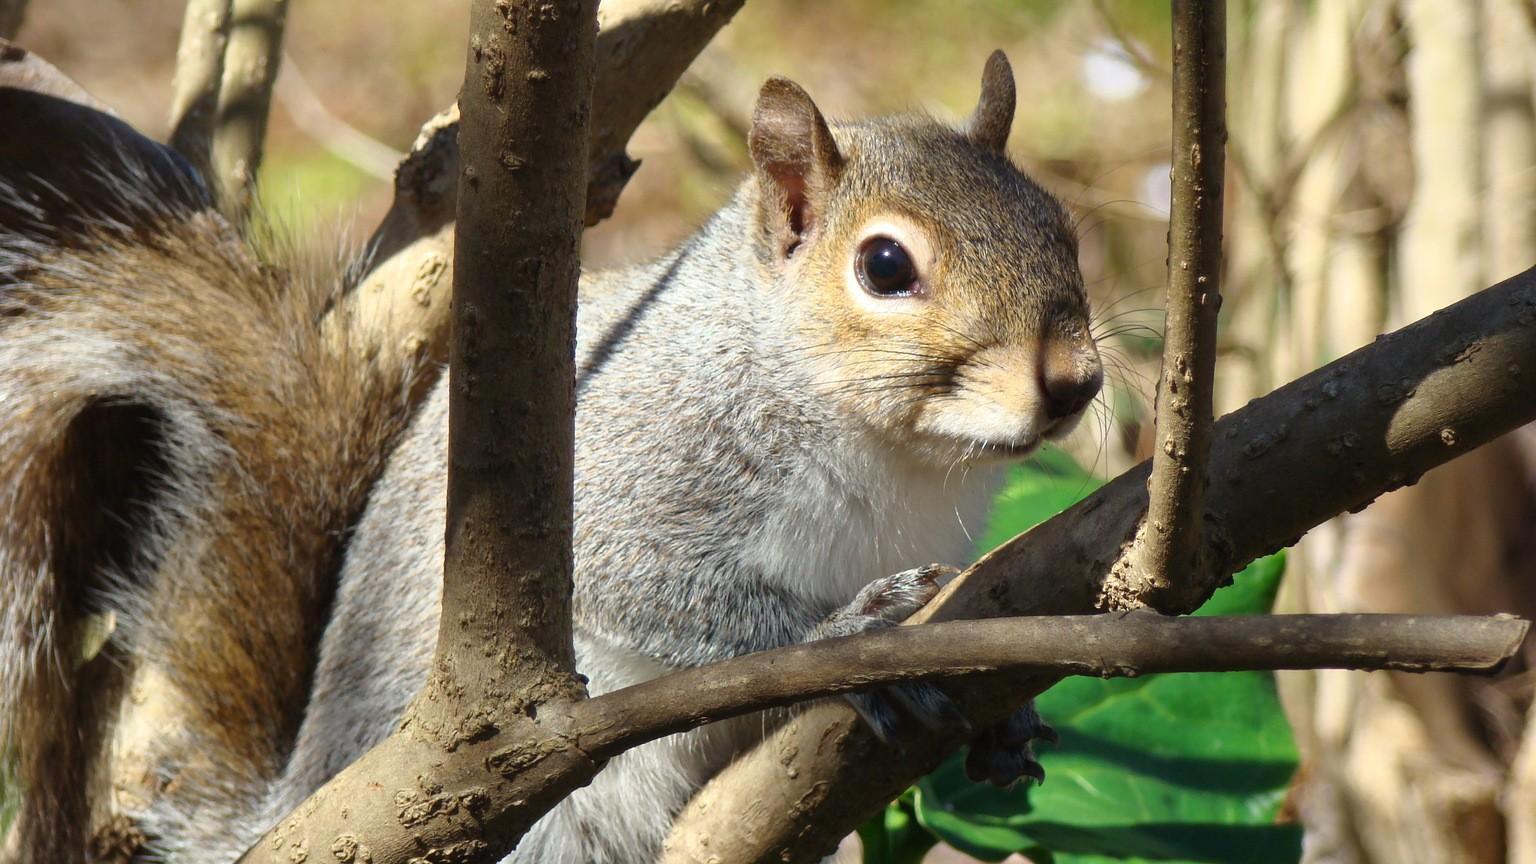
[[768, 340, 969, 417]]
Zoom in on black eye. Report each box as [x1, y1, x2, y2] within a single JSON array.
[[856, 237, 919, 297]]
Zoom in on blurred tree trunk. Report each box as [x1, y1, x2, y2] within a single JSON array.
[[1226, 2, 1536, 863]]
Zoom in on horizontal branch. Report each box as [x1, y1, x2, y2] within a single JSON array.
[[237, 603, 1526, 864], [576, 613, 1527, 759], [664, 266, 1536, 863]]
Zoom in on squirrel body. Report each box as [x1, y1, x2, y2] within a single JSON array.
[[0, 49, 1100, 863], [232, 200, 1004, 862]]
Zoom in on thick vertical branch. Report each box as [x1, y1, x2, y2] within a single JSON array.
[[237, 3, 597, 862], [167, 0, 231, 173], [209, 0, 288, 218], [1119, 0, 1227, 607], [442, 0, 594, 710]]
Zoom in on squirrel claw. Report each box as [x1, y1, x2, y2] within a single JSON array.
[[812, 565, 967, 743], [963, 701, 1055, 788], [846, 682, 970, 744]]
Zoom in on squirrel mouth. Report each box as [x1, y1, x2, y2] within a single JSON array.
[[974, 437, 1040, 461]]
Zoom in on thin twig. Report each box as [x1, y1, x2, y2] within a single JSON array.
[[1089, 0, 1168, 80], [273, 52, 402, 181], [1122, 0, 1227, 606]]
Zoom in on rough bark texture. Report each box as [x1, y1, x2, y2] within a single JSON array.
[[208, 0, 287, 219], [1120, 0, 1226, 608], [441, 0, 593, 710], [237, 2, 598, 862], [662, 267, 1536, 864], [167, 0, 230, 174], [327, 0, 746, 399]]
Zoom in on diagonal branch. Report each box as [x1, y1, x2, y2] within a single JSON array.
[[1120, 0, 1227, 606], [661, 263, 1536, 862], [325, 0, 747, 401]]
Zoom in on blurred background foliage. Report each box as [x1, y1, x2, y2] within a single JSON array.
[[14, 0, 1536, 862]]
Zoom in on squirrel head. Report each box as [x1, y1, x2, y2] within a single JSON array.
[[747, 51, 1103, 467]]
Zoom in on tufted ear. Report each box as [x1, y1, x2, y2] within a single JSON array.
[[966, 50, 1016, 154], [748, 76, 843, 256]]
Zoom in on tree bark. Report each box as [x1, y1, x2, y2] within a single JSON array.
[[167, 0, 230, 175], [236, 2, 598, 862], [208, 0, 287, 219], [1119, 0, 1227, 607]]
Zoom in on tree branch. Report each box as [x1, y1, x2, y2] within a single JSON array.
[[167, 0, 230, 175], [208, 0, 288, 219], [662, 266, 1536, 863], [1119, 0, 1227, 607], [441, 0, 593, 707], [238, 607, 1531, 864], [323, 0, 746, 399], [575, 613, 1527, 762], [237, 2, 598, 861]]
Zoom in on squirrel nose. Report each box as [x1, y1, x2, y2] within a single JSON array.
[[1040, 342, 1103, 420]]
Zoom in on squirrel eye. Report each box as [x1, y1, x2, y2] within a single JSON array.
[[856, 237, 919, 297]]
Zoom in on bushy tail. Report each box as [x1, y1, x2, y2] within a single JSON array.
[[0, 69, 414, 861]]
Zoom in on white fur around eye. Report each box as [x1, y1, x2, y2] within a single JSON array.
[[843, 215, 936, 314]]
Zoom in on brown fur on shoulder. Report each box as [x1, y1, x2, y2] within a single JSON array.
[[0, 73, 416, 861]]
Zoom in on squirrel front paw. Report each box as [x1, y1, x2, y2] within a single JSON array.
[[809, 565, 970, 743], [964, 701, 1057, 787]]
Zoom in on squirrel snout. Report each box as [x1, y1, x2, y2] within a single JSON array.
[[1039, 341, 1103, 420]]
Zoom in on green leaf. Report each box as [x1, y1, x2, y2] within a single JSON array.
[[902, 451, 1300, 864], [861, 793, 939, 864]]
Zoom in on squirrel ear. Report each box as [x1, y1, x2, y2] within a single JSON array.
[[749, 76, 843, 255], [966, 50, 1016, 154]]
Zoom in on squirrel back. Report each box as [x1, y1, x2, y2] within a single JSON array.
[[0, 73, 414, 861]]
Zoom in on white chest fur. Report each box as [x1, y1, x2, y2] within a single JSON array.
[[736, 438, 1005, 608]]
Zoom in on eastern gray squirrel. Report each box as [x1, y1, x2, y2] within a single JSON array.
[[0, 46, 1101, 864]]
